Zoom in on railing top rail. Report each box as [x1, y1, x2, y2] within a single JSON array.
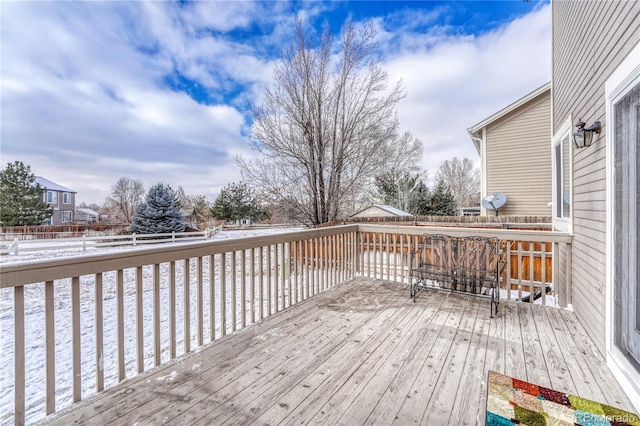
[[355, 224, 572, 243], [0, 225, 357, 288]]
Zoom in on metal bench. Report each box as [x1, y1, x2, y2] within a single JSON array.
[[409, 234, 506, 317]]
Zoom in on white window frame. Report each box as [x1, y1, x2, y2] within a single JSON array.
[[605, 39, 640, 414], [46, 191, 57, 204], [551, 116, 573, 233], [61, 210, 72, 223], [63, 192, 71, 204]]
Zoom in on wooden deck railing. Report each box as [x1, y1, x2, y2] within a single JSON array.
[[356, 224, 573, 307], [0, 224, 571, 425]]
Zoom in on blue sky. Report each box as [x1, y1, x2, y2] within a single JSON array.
[[1, 0, 551, 205]]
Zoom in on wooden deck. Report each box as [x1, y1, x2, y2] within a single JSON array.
[[46, 277, 635, 425]]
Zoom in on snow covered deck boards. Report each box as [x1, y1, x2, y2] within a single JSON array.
[[44, 277, 634, 425]]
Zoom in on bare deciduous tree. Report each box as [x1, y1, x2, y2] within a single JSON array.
[[237, 18, 404, 225], [435, 157, 480, 209], [106, 177, 145, 223], [373, 131, 425, 212]]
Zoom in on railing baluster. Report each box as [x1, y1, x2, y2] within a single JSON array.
[[293, 242, 299, 303], [274, 244, 280, 313], [541, 243, 547, 306], [197, 256, 204, 346], [220, 254, 227, 336], [330, 235, 334, 287], [15, 285, 25, 425], [336, 234, 340, 284], [386, 233, 391, 280], [280, 243, 291, 304], [209, 255, 216, 341], [517, 241, 523, 302], [184, 259, 191, 353], [324, 236, 328, 290], [267, 246, 272, 316], [94, 272, 104, 392], [45, 280, 56, 413], [287, 242, 292, 307], [529, 241, 535, 303], [259, 247, 264, 320], [506, 241, 512, 301], [117, 269, 125, 380], [72, 276, 81, 402], [241, 249, 246, 328], [169, 262, 176, 359], [250, 248, 256, 323], [136, 267, 143, 373], [231, 251, 237, 331], [304, 240, 310, 299], [392, 233, 397, 283], [367, 232, 371, 278], [314, 238, 319, 294], [153, 264, 160, 366], [400, 234, 405, 284]]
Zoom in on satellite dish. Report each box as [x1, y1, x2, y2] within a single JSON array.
[[481, 193, 507, 216]]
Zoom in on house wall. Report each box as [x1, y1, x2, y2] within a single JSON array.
[[552, 0, 640, 355], [484, 91, 552, 216], [46, 190, 76, 225]]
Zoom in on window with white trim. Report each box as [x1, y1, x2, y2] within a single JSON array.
[[46, 191, 57, 204], [61, 210, 72, 222], [552, 117, 572, 232], [63, 192, 71, 204]]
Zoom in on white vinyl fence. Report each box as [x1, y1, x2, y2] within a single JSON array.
[[0, 229, 220, 256]]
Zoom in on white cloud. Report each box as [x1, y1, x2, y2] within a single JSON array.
[[383, 4, 551, 180], [1, 0, 551, 207]]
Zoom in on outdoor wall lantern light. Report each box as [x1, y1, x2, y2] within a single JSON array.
[[573, 119, 601, 148]]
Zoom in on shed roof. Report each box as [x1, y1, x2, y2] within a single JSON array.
[[75, 207, 99, 216], [351, 204, 412, 217]]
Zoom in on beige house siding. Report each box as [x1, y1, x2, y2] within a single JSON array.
[[484, 93, 552, 216], [552, 1, 640, 355]]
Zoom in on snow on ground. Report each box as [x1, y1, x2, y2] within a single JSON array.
[[0, 228, 304, 425]]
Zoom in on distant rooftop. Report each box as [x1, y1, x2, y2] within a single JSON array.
[[76, 207, 99, 216], [35, 176, 76, 193], [351, 204, 413, 218]]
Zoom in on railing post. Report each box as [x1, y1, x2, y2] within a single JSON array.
[[82, 235, 87, 252], [555, 241, 572, 309], [172, 231, 175, 242], [133, 233, 137, 246], [14, 237, 18, 255]]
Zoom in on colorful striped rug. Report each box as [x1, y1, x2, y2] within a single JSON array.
[[486, 370, 640, 426]]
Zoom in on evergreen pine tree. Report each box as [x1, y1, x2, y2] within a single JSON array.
[[430, 181, 457, 216], [0, 161, 53, 226], [410, 180, 432, 216], [210, 183, 270, 223], [130, 183, 185, 234]]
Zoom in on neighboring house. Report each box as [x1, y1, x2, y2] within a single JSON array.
[[552, 1, 640, 410], [351, 205, 412, 218], [468, 82, 552, 216], [35, 177, 76, 225], [74, 207, 99, 225]]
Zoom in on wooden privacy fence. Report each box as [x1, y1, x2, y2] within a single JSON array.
[[0, 224, 571, 425], [0, 224, 129, 240]]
